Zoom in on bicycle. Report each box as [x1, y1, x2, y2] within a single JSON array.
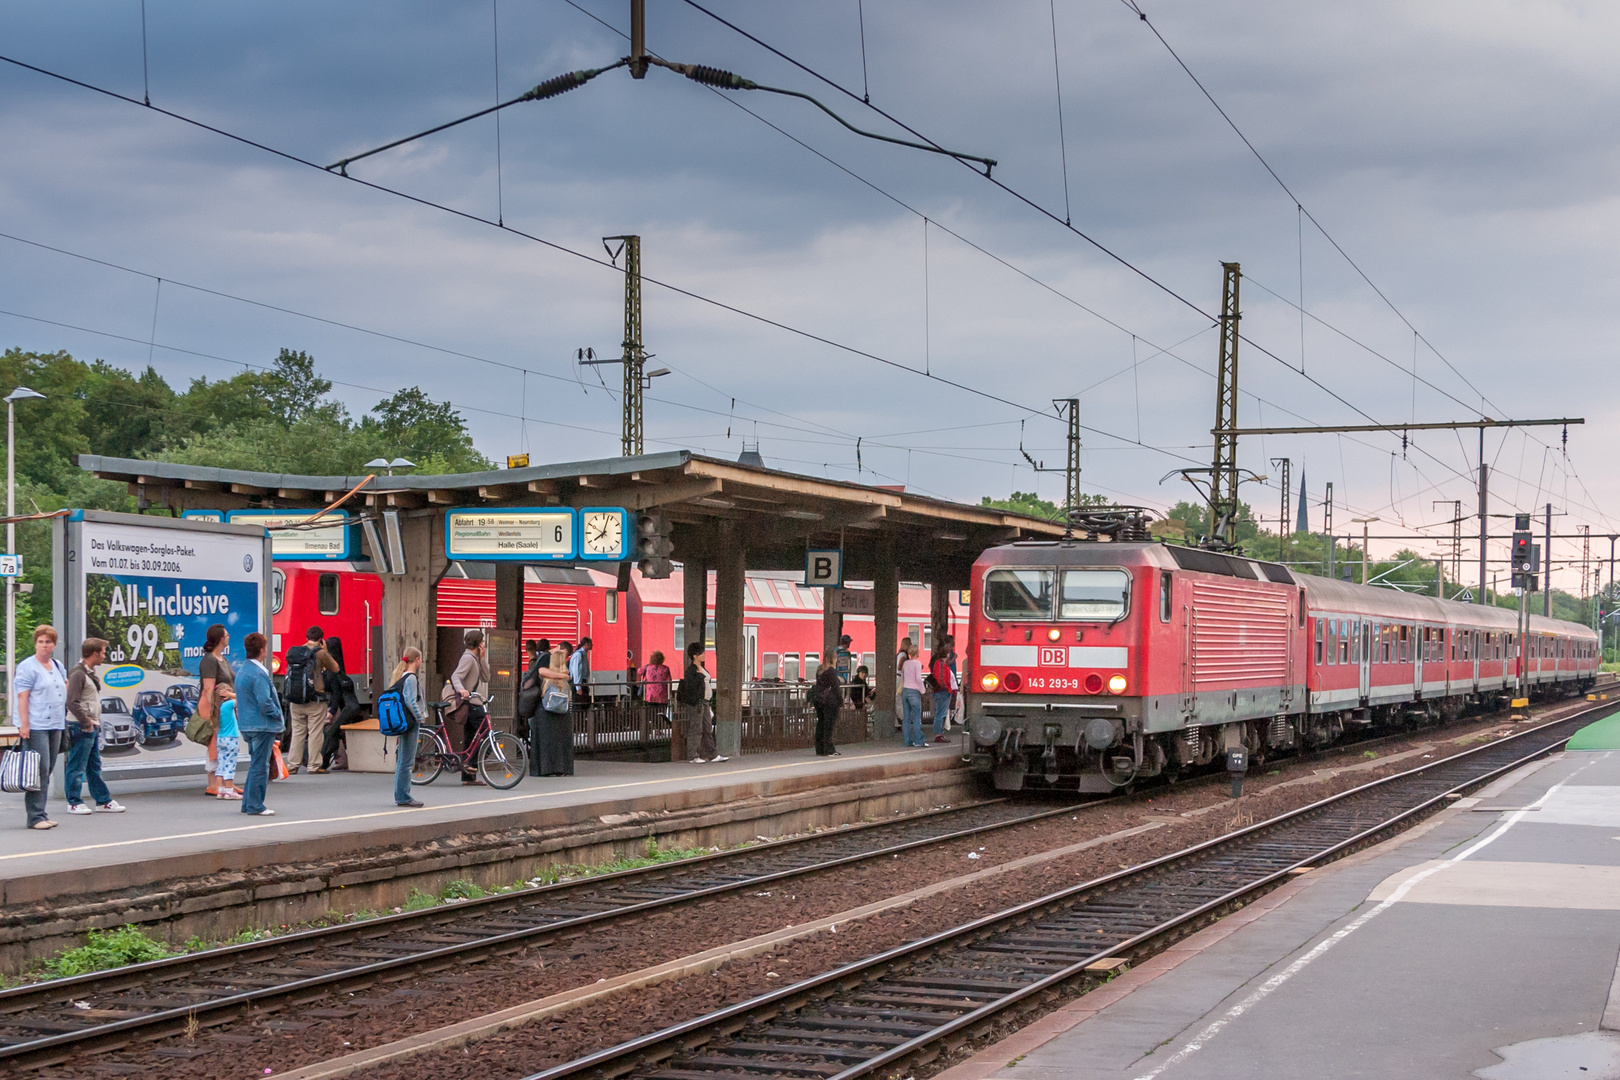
[[410, 696, 527, 790]]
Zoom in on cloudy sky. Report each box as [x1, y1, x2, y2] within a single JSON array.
[[0, 1, 1615, 590]]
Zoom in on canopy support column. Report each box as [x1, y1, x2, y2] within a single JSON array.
[[873, 537, 899, 738], [381, 510, 444, 691], [714, 524, 745, 758]]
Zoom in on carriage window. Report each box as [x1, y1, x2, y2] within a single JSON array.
[[317, 573, 339, 616], [272, 569, 285, 614], [674, 617, 685, 652], [1338, 620, 1350, 664], [1327, 621, 1338, 665], [784, 653, 801, 682], [1398, 625, 1408, 664], [1315, 619, 1324, 665], [762, 652, 780, 679], [984, 569, 1053, 620], [1060, 569, 1131, 621], [606, 592, 619, 623], [1160, 571, 1172, 623]]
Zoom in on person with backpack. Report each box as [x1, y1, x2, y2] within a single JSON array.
[[314, 637, 363, 774], [283, 625, 333, 774], [676, 641, 726, 763], [15, 625, 69, 829], [928, 640, 956, 743], [378, 646, 426, 808], [810, 662, 842, 757]]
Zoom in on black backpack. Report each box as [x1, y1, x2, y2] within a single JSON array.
[[676, 663, 705, 706], [284, 645, 318, 704]]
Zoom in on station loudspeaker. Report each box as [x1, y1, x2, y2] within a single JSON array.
[[637, 510, 675, 579]]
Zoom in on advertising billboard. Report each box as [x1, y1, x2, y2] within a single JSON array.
[[54, 510, 274, 707]]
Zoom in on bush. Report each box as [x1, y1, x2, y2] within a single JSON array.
[[41, 927, 170, 978], [404, 889, 438, 911]]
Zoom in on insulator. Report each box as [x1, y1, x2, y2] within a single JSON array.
[[682, 64, 755, 90], [522, 70, 590, 102]]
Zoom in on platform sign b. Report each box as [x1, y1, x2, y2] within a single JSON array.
[[805, 548, 843, 587]]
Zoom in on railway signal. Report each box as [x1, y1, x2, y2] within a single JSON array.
[[636, 509, 674, 579]]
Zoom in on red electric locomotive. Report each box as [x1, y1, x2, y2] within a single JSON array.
[[965, 522, 1599, 793]]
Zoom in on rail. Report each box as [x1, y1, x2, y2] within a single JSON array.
[[524, 697, 1617, 1080], [0, 798, 1088, 1068]]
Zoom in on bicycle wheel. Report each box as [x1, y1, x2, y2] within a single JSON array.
[[411, 729, 449, 786], [478, 731, 527, 789]]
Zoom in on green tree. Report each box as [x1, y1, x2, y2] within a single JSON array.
[[979, 489, 1108, 522], [360, 386, 489, 473], [262, 348, 339, 426]]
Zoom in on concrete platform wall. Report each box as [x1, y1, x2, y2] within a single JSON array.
[[0, 757, 979, 974]]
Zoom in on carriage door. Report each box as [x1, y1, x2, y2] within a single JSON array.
[[1472, 630, 1481, 689], [1413, 625, 1424, 696], [744, 625, 759, 682], [1359, 620, 1371, 703]]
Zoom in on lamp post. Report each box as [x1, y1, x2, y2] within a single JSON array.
[[5, 387, 44, 722], [1608, 535, 1617, 662], [1353, 517, 1379, 585]]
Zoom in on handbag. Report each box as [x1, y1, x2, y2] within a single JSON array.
[[0, 746, 42, 793], [269, 742, 290, 781], [542, 682, 572, 715], [184, 709, 216, 746]]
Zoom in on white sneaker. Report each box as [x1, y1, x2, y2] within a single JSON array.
[[711, 755, 729, 763], [690, 757, 708, 764], [95, 801, 126, 813], [250, 808, 275, 816], [67, 803, 92, 815]]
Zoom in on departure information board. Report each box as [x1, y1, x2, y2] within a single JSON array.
[[444, 508, 577, 561]]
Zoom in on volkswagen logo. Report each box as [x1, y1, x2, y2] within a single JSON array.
[[243, 554, 254, 572]]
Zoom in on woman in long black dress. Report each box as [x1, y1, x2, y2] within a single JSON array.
[[315, 637, 362, 772], [534, 641, 576, 776]]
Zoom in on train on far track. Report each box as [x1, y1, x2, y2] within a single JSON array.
[[964, 509, 1600, 793]]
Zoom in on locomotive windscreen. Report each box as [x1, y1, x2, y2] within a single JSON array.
[[984, 568, 1053, 619], [1058, 570, 1130, 620]]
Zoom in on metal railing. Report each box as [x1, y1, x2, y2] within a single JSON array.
[[560, 680, 873, 759]]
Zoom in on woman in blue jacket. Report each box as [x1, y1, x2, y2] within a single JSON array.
[[234, 632, 283, 816]]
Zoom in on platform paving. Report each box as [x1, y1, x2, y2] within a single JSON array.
[[0, 739, 965, 895], [939, 748, 1620, 1080]]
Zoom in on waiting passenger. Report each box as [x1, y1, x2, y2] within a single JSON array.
[[198, 624, 234, 796], [315, 637, 363, 774], [391, 647, 426, 808], [16, 625, 68, 829], [444, 629, 491, 786], [235, 632, 282, 817], [64, 637, 123, 815], [849, 665, 870, 712], [811, 662, 842, 757], [213, 686, 241, 800], [570, 638, 594, 709], [901, 644, 925, 747], [640, 651, 672, 708], [676, 642, 727, 763]]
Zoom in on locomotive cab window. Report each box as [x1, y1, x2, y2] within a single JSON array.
[[317, 573, 339, 616], [1059, 569, 1130, 621], [271, 569, 286, 614], [983, 569, 1053, 620]]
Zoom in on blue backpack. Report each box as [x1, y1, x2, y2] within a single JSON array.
[[375, 675, 413, 736]]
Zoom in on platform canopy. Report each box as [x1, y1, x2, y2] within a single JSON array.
[[78, 450, 1064, 583]]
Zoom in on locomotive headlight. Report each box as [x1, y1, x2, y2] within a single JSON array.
[[970, 714, 1002, 746], [271, 655, 281, 674], [980, 671, 1000, 692], [1108, 674, 1128, 695], [1047, 628, 1062, 642]]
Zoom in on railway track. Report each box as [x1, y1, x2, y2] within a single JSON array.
[[0, 797, 1090, 1069], [525, 700, 1615, 1080]]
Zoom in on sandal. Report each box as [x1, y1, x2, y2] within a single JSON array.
[[217, 789, 242, 800]]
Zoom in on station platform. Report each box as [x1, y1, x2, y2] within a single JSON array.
[[0, 739, 968, 917], [941, 742, 1620, 1080]]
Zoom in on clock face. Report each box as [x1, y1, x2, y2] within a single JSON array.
[[582, 511, 624, 557]]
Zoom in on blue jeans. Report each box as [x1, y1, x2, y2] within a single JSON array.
[[240, 731, 277, 814], [932, 691, 952, 737], [393, 721, 420, 804], [901, 689, 924, 746], [63, 727, 111, 807]]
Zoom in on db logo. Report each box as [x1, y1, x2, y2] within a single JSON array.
[[1038, 647, 1066, 667]]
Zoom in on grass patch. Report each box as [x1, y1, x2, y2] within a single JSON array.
[[440, 879, 485, 901], [39, 927, 171, 978], [404, 888, 438, 911]]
